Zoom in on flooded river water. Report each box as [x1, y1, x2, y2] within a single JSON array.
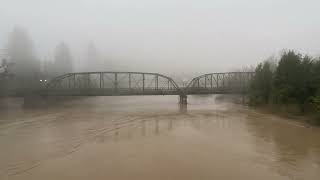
[[1, 95, 320, 180]]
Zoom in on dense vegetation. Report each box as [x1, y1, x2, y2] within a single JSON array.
[[249, 50, 320, 124]]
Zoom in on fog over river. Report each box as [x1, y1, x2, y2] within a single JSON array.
[[1, 95, 320, 180]]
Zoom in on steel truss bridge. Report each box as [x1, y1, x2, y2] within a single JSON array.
[[43, 71, 254, 104], [185, 72, 255, 94]]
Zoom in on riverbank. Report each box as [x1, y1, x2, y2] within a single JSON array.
[[250, 104, 320, 126]]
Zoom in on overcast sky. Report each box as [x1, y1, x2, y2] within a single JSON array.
[[1, 0, 320, 75]]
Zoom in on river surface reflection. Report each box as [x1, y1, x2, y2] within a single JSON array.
[[1, 95, 320, 180]]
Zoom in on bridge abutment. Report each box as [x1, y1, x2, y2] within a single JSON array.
[[179, 94, 188, 104]]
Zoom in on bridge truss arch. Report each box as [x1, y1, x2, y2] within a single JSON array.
[[185, 72, 255, 94], [45, 72, 181, 96]]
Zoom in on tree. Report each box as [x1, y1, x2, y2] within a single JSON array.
[[273, 50, 302, 104], [311, 96, 320, 124], [296, 55, 315, 111], [311, 58, 320, 121], [248, 51, 320, 118], [249, 61, 273, 105], [311, 58, 320, 92], [54, 42, 73, 75], [6, 27, 40, 87]]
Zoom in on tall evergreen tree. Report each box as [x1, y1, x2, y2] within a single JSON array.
[[273, 51, 302, 104], [249, 61, 273, 105], [297, 56, 315, 111]]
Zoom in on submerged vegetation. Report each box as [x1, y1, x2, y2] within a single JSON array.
[[249, 50, 320, 124]]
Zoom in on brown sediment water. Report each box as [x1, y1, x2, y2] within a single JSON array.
[[0, 95, 320, 180]]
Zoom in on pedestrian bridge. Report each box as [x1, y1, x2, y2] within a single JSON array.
[[44, 71, 254, 103]]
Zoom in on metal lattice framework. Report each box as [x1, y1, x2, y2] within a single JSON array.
[[43, 71, 255, 96], [186, 72, 255, 94], [45, 72, 181, 96]]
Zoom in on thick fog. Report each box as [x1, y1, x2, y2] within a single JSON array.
[[1, 0, 320, 77]]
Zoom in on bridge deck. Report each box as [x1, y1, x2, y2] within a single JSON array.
[[42, 88, 182, 96], [42, 88, 248, 96]]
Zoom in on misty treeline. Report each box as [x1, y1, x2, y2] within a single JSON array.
[[0, 27, 102, 91], [249, 50, 320, 123]]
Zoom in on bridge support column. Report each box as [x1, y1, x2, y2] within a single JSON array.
[[179, 94, 188, 104]]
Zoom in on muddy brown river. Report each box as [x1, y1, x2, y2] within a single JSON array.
[[1, 95, 320, 180]]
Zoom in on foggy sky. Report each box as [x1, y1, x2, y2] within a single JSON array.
[[1, 0, 320, 75]]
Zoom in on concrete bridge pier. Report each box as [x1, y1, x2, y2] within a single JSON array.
[[179, 94, 188, 104]]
